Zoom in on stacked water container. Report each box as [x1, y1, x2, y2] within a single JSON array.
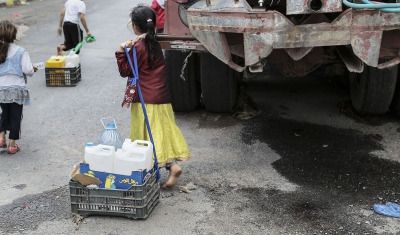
[[84, 118, 154, 177], [84, 139, 153, 176], [114, 139, 154, 175], [84, 143, 115, 173]]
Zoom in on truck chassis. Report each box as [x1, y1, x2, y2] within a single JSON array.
[[158, 0, 400, 115]]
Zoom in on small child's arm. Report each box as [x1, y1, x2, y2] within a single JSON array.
[[21, 51, 35, 76], [118, 40, 134, 52], [58, 8, 66, 36]]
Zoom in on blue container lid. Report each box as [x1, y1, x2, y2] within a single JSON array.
[[86, 142, 94, 147], [106, 123, 117, 129]]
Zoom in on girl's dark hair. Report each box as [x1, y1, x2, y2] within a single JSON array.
[[130, 4, 159, 70], [0, 20, 17, 64]]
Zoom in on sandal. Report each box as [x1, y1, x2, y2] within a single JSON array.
[[0, 139, 6, 148], [8, 144, 20, 154]]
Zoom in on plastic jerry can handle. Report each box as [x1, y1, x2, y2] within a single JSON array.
[[100, 117, 117, 129], [133, 140, 151, 148], [100, 146, 113, 152]]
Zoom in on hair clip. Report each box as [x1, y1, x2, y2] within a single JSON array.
[[147, 19, 152, 22]]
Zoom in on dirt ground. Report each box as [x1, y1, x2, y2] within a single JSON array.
[[1, 0, 400, 234]]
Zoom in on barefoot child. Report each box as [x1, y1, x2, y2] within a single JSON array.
[[57, 0, 91, 55], [115, 4, 192, 189]]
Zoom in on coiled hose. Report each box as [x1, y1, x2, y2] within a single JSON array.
[[342, 0, 400, 13]]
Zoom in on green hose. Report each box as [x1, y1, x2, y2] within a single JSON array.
[[73, 35, 96, 53], [343, 0, 400, 12]]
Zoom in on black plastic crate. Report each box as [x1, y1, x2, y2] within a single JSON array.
[[70, 170, 160, 219], [45, 65, 81, 87]]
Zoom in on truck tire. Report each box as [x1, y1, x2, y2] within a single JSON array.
[[201, 52, 238, 113], [165, 50, 200, 112], [389, 68, 400, 115], [349, 62, 398, 115]]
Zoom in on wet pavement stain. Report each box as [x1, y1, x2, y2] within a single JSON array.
[[235, 187, 371, 234], [238, 113, 400, 233], [197, 112, 239, 129]]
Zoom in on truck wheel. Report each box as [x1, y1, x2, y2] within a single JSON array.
[[165, 50, 200, 112], [200, 52, 239, 113], [349, 62, 398, 115], [389, 67, 400, 115]]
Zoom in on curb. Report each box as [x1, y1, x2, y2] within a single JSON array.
[[0, 0, 34, 8]]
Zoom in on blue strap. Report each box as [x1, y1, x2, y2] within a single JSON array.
[[124, 46, 138, 85], [124, 45, 160, 182]]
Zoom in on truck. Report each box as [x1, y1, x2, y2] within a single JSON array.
[[156, 0, 400, 115]]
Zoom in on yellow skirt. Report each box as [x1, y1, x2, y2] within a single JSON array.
[[130, 103, 192, 167]]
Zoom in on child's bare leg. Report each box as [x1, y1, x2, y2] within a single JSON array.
[[0, 131, 6, 147], [57, 45, 65, 55], [0, 131, 5, 141], [9, 139, 15, 147], [162, 163, 182, 189]]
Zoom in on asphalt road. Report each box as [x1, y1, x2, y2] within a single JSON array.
[[1, 0, 400, 234]]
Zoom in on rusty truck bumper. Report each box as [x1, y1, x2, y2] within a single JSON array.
[[158, 0, 400, 73]]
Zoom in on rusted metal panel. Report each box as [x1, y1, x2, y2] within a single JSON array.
[[352, 10, 400, 31], [157, 35, 196, 41], [351, 31, 382, 67], [349, 10, 400, 67], [188, 12, 275, 33], [287, 0, 342, 15], [165, 0, 191, 36], [170, 0, 400, 71], [189, 10, 352, 46], [242, 12, 350, 66], [191, 30, 245, 71], [187, 5, 400, 70], [190, 30, 229, 63], [190, 0, 252, 12], [214, 0, 252, 11], [243, 34, 273, 66], [271, 25, 351, 48]]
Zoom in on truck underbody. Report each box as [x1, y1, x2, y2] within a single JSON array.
[[157, 0, 400, 115]]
